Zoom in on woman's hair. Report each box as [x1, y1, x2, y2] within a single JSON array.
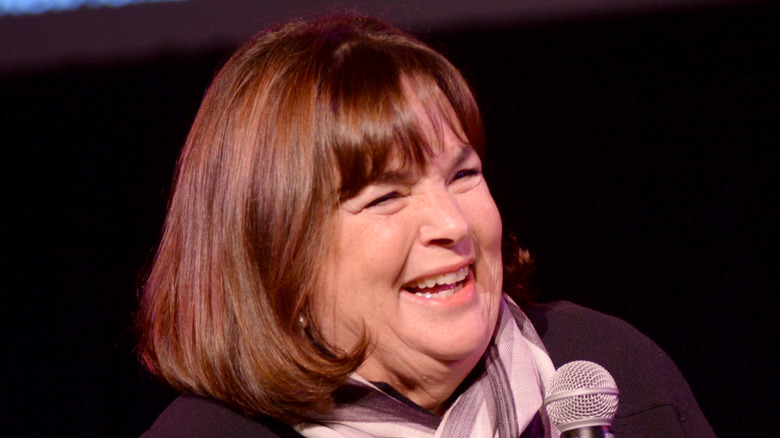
[[137, 13, 531, 424]]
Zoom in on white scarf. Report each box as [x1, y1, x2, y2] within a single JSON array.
[[296, 295, 560, 438]]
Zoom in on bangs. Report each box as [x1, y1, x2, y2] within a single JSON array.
[[318, 40, 484, 201]]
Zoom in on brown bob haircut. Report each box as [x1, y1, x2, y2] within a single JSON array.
[[137, 14, 532, 424]]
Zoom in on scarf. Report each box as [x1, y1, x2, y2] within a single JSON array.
[[296, 295, 560, 438]]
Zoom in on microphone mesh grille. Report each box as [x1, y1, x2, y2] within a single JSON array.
[[545, 360, 619, 426]]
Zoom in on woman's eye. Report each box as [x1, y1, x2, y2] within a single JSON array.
[[365, 192, 401, 209], [454, 168, 479, 180]]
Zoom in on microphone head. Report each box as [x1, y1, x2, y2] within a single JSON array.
[[544, 360, 620, 432]]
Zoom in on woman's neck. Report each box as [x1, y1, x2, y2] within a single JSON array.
[[356, 353, 481, 416]]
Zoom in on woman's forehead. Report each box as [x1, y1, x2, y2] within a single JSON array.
[[368, 141, 475, 184], [333, 75, 480, 200]]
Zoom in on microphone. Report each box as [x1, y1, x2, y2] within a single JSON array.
[[544, 361, 620, 438]]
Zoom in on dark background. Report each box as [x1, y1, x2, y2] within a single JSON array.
[[3, 2, 778, 436]]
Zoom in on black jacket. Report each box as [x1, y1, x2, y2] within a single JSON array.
[[142, 301, 715, 437]]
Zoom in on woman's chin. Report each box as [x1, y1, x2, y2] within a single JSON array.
[[399, 290, 499, 363], [363, 319, 493, 383], [426, 331, 493, 364]]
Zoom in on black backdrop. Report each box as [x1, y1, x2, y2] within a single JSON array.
[[3, 2, 778, 437]]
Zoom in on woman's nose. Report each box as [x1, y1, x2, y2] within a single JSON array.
[[418, 187, 470, 248]]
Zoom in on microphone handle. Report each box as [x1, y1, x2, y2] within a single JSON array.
[[561, 426, 615, 438]]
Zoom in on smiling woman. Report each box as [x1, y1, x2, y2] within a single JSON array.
[[137, 13, 714, 438], [315, 86, 505, 413]]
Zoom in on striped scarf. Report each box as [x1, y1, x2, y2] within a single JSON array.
[[297, 295, 560, 438]]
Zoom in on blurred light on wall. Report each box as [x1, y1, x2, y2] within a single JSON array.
[[0, 0, 185, 17]]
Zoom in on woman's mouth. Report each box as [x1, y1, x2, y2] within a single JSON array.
[[404, 266, 470, 299]]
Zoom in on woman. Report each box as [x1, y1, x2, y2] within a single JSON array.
[[138, 14, 713, 437]]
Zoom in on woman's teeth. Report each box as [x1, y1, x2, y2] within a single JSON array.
[[414, 283, 464, 299], [407, 266, 469, 299]]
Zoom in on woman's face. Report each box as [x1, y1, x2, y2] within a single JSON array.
[[313, 91, 503, 398]]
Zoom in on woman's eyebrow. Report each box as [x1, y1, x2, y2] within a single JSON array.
[[451, 145, 476, 168], [372, 168, 419, 185]]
